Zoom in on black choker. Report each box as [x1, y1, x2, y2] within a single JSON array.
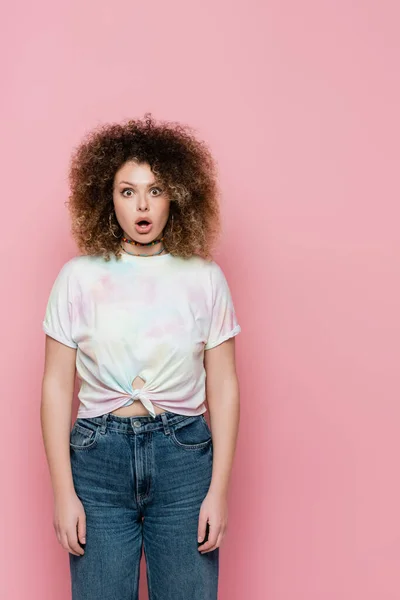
[[121, 235, 164, 247]]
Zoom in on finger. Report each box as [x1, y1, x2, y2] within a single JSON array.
[[198, 525, 220, 553], [66, 529, 85, 556], [77, 515, 86, 546], [54, 526, 61, 545], [197, 514, 208, 544], [60, 532, 79, 556], [203, 530, 224, 553]]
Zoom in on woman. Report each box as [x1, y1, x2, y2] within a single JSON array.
[[41, 113, 241, 600]]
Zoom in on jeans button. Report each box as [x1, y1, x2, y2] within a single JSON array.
[[133, 421, 141, 428]]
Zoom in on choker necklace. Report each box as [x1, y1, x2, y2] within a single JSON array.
[[121, 235, 164, 247], [121, 244, 167, 257]]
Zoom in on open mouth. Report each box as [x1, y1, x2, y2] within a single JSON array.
[[135, 219, 153, 233]]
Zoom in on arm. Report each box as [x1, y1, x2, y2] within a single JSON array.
[[197, 336, 240, 553], [41, 335, 85, 556], [205, 336, 240, 496]]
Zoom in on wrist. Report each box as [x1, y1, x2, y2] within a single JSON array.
[[53, 481, 76, 500], [208, 481, 229, 498]]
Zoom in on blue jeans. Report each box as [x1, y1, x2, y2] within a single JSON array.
[[69, 410, 219, 599]]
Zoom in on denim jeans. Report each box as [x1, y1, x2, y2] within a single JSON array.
[[69, 410, 219, 599]]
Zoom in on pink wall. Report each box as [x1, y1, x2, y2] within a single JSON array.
[[2, 0, 399, 598]]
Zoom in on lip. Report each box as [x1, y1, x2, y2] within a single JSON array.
[[134, 222, 153, 234], [135, 217, 152, 224]]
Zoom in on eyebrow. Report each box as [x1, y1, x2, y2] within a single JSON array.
[[119, 180, 160, 187]]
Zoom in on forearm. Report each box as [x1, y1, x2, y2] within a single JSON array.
[[40, 377, 75, 499], [206, 376, 240, 496]]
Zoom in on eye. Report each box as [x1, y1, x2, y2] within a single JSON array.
[[150, 187, 163, 196], [121, 188, 134, 197]]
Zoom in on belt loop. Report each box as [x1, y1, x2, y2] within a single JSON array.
[[160, 412, 171, 436], [100, 413, 108, 434]]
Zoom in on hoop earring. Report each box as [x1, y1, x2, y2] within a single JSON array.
[[109, 212, 121, 238]]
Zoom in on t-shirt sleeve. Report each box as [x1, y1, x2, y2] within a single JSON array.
[[204, 261, 241, 350], [42, 260, 78, 349]]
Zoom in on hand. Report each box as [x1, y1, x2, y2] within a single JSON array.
[[197, 490, 228, 554], [53, 491, 86, 556]]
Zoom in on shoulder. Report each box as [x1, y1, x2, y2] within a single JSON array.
[[175, 255, 226, 284], [179, 255, 223, 274], [55, 254, 106, 277], [47, 255, 106, 294], [178, 257, 231, 301], [196, 257, 228, 284]]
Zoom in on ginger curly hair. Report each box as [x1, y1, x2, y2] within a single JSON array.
[[66, 113, 222, 262]]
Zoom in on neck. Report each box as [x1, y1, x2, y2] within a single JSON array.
[[121, 242, 167, 257], [121, 232, 166, 257]]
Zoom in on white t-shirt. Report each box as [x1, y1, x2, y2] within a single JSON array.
[[42, 251, 241, 418]]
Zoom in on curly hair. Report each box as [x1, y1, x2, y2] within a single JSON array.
[[66, 113, 222, 262]]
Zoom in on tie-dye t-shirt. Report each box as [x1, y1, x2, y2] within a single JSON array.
[[42, 251, 241, 419]]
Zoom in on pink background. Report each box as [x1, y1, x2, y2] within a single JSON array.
[[2, 0, 399, 598]]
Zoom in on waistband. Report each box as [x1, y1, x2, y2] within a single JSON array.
[[76, 410, 202, 435]]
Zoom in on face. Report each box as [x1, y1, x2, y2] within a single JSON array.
[[113, 161, 171, 247]]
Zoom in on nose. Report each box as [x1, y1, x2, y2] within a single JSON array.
[[136, 192, 150, 211]]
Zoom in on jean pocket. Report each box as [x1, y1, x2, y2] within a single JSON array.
[[70, 419, 100, 450], [170, 416, 212, 450]]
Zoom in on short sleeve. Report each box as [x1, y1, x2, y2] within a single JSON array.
[[42, 260, 78, 349], [204, 262, 241, 350]]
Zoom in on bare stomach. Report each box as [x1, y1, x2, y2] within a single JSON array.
[[110, 376, 167, 417]]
